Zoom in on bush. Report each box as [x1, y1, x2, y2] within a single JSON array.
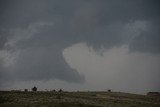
[[24, 89, 28, 92], [32, 86, 37, 92]]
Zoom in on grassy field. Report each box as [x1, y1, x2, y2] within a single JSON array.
[[0, 91, 160, 107]]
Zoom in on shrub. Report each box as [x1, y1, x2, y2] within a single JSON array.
[[32, 86, 37, 92], [24, 89, 28, 92]]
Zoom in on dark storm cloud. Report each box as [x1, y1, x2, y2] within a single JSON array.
[[0, 60, 6, 86], [0, 0, 160, 86], [69, 0, 160, 52], [129, 23, 160, 53], [13, 46, 84, 82], [0, 35, 7, 50], [0, 59, 12, 87]]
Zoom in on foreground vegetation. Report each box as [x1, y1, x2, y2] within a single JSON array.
[[0, 91, 160, 107]]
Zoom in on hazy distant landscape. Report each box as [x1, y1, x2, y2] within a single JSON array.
[[0, 91, 160, 107]]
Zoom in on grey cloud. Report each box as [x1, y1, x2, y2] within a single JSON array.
[[129, 26, 160, 53], [0, 0, 160, 87], [1, 22, 85, 84], [0, 60, 12, 87], [0, 35, 7, 50], [13, 47, 84, 83], [70, 0, 160, 52]]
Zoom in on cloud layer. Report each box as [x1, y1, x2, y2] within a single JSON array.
[[63, 43, 160, 94], [0, 0, 160, 92]]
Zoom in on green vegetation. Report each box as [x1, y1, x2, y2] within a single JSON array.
[[0, 91, 160, 107]]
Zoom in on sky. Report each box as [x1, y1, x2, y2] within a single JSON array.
[[0, 0, 160, 94]]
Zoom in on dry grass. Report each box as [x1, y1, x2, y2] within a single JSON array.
[[0, 91, 160, 107]]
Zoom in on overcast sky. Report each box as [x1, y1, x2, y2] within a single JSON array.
[[0, 0, 160, 94]]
